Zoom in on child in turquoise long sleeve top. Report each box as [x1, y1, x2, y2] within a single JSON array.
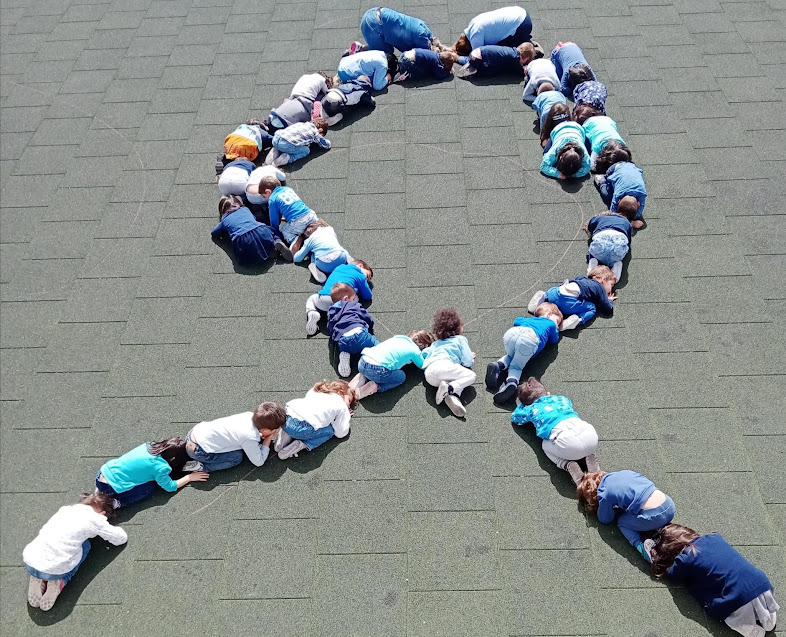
[[541, 121, 590, 180], [582, 115, 625, 168], [351, 331, 435, 397]]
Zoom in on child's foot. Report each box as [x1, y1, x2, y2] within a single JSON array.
[[273, 428, 293, 453], [485, 361, 505, 391], [731, 626, 764, 637], [306, 311, 320, 336], [348, 373, 367, 391], [27, 576, 44, 608], [631, 219, 645, 230], [435, 381, 450, 405], [493, 379, 518, 404], [39, 579, 64, 611], [527, 290, 545, 314], [272, 152, 290, 167], [642, 538, 656, 561], [393, 70, 409, 83], [338, 351, 352, 377], [278, 439, 307, 460], [445, 394, 467, 418], [560, 315, 581, 331], [355, 380, 378, 400], [455, 63, 477, 79], [566, 461, 584, 486], [762, 612, 777, 632], [182, 460, 204, 472], [274, 240, 293, 261], [308, 262, 327, 283], [584, 453, 600, 472], [593, 175, 606, 191], [215, 154, 225, 176]]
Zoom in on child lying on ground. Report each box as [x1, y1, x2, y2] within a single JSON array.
[[337, 50, 398, 90], [551, 41, 595, 97], [522, 58, 560, 103], [293, 219, 351, 283], [254, 176, 317, 258], [218, 119, 273, 175], [264, 118, 331, 167], [327, 282, 378, 377], [265, 72, 332, 131], [211, 195, 281, 267], [455, 42, 535, 78], [584, 210, 635, 281], [395, 49, 459, 82], [594, 161, 647, 229], [321, 76, 375, 125], [306, 260, 373, 335], [541, 117, 591, 180]]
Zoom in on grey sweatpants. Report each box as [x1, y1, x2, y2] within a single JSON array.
[[306, 293, 333, 315], [724, 590, 779, 635], [541, 417, 599, 470]]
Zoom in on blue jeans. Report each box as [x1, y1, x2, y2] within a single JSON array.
[[283, 416, 335, 450], [338, 329, 379, 354], [95, 472, 156, 508], [544, 287, 597, 325], [616, 496, 676, 548], [361, 7, 432, 54], [500, 326, 540, 382], [185, 435, 244, 472], [358, 357, 406, 392], [273, 137, 310, 163], [588, 231, 629, 266], [26, 540, 90, 583]]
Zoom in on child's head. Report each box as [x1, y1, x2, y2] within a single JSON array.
[[576, 471, 607, 514], [649, 524, 700, 578], [312, 117, 329, 136], [303, 218, 329, 239], [572, 103, 603, 125], [617, 195, 640, 220], [588, 265, 618, 294], [408, 329, 435, 350], [330, 282, 358, 303], [257, 175, 281, 201], [439, 50, 459, 74], [567, 63, 594, 90], [313, 379, 357, 409], [386, 53, 399, 76], [594, 140, 632, 174], [351, 258, 373, 282], [147, 437, 189, 472], [320, 71, 334, 89], [432, 307, 463, 340], [516, 42, 536, 66], [534, 301, 563, 327], [252, 401, 286, 435], [454, 33, 472, 56], [536, 81, 555, 95], [517, 377, 549, 406], [556, 142, 584, 178], [80, 491, 116, 517], [218, 195, 243, 218], [540, 103, 572, 145]]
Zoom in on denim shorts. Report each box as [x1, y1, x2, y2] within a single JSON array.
[[588, 230, 629, 265]]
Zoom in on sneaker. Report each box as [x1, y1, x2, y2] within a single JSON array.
[[455, 63, 477, 79], [111, 498, 121, 510], [761, 612, 776, 632], [349, 41, 365, 55], [494, 379, 518, 404], [278, 439, 307, 460], [732, 626, 764, 637], [393, 70, 410, 83], [273, 428, 293, 453], [566, 461, 585, 486], [308, 262, 327, 283], [531, 40, 545, 59], [272, 152, 290, 167], [39, 578, 64, 611], [445, 394, 467, 418], [182, 460, 204, 472], [585, 453, 600, 472], [338, 351, 352, 377], [348, 373, 366, 391], [435, 381, 450, 405], [593, 175, 606, 190], [355, 380, 378, 400], [642, 538, 656, 561], [560, 315, 581, 331], [485, 361, 504, 391], [27, 576, 44, 608], [274, 240, 293, 261], [306, 311, 320, 336], [527, 290, 545, 314]]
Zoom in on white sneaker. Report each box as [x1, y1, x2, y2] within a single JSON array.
[[444, 394, 467, 418], [273, 428, 293, 453], [762, 612, 776, 632], [306, 311, 320, 336], [28, 576, 44, 608], [730, 625, 764, 637], [587, 257, 599, 275], [338, 351, 352, 377], [278, 439, 307, 460], [435, 381, 450, 405], [355, 380, 378, 399], [527, 290, 545, 313], [308, 262, 327, 283], [349, 373, 366, 390], [642, 538, 656, 561], [272, 152, 290, 167], [39, 579, 64, 611], [182, 460, 204, 472], [560, 315, 581, 331]]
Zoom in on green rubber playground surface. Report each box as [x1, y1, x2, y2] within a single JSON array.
[[1, 0, 784, 635]]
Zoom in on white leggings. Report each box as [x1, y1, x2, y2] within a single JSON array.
[[306, 293, 332, 315], [423, 359, 476, 397], [724, 590, 779, 635], [541, 417, 599, 470]]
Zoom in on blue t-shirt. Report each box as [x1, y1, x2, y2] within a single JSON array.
[[465, 6, 529, 48], [100, 443, 178, 493], [512, 316, 560, 353], [596, 470, 657, 524], [422, 334, 473, 368], [532, 90, 567, 127], [361, 334, 425, 370], [511, 395, 580, 439], [211, 207, 264, 241], [378, 8, 431, 52], [606, 162, 647, 217], [404, 49, 450, 79], [318, 263, 372, 301], [267, 186, 313, 228], [337, 51, 390, 90], [587, 213, 632, 243], [551, 43, 594, 96]]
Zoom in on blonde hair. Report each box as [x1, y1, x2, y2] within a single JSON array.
[[408, 330, 435, 349], [588, 265, 617, 285], [534, 302, 563, 324], [312, 379, 356, 406]]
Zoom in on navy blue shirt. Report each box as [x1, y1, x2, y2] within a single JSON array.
[[587, 213, 632, 242], [211, 207, 264, 241], [572, 276, 614, 316], [327, 301, 374, 341], [406, 49, 451, 79]]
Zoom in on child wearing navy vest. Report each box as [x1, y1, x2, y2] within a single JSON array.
[[326, 282, 378, 377]]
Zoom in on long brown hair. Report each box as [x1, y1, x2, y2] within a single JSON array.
[[313, 379, 357, 409], [649, 523, 700, 578], [147, 437, 188, 472]]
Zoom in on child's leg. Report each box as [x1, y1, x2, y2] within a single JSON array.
[[541, 418, 599, 469], [611, 261, 623, 281], [447, 365, 477, 396], [264, 148, 282, 166], [186, 445, 244, 472], [593, 176, 614, 207], [504, 328, 539, 383], [113, 481, 157, 507], [359, 359, 406, 393], [284, 416, 335, 450], [306, 293, 333, 314]]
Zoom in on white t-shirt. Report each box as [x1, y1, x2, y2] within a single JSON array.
[[286, 390, 351, 438], [189, 412, 269, 466], [290, 73, 328, 102], [23, 504, 127, 576], [522, 59, 560, 102]]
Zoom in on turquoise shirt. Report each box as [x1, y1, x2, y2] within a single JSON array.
[[582, 115, 624, 154], [540, 121, 591, 179], [100, 443, 178, 493], [510, 395, 579, 439], [361, 335, 425, 370], [423, 335, 474, 368]]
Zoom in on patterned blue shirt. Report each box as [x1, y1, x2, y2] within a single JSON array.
[[511, 395, 579, 439]]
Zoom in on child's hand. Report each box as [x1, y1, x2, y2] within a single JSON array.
[[559, 173, 566, 180], [471, 351, 476, 359], [262, 431, 276, 447], [609, 293, 618, 301], [188, 471, 209, 482], [348, 407, 355, 417], [581, 222, 589, 233]]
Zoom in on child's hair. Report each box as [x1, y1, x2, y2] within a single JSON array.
[[79, 491, 116, 517], [536, 81, 555, 95], [247, 118, 263, 126], [588, 265, 617, 285], [147, 437, 189, 472], [330, 282, 356, 303], [594, 140, 632, 174], [517, 377, 549, 406], [258, 175, 281, 193], [386, 53, 399, 75], [303, 218, 329, 239], [534, 302, 564, 325], [320, 71, 334, 89], [576, 471, 607, 514], [454, 33, 472, 56], [540, 103, 572, 145], [650, 524, 701, 579], [572, 103, 603, 125], [351, 259, 373, 281], [556, 142, 584, 177], [567, 63, 594, 90], [312, 117, 329, 135], [616, 195, 640, 220], [408, 329, 435, 349], [432, 307, 463, 340], [516, 42, 536, 64], [219, 195, 243, 218], [252, 401, 286, 431], [439, 51, 458, 73], [313, 379, 357, 408]]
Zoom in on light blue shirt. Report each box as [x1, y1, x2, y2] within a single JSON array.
[[465, 6, 528, 49], [100, 443, 178, 493], [540, 121, 591, 179], [532, 90, 567, 127], [337, 51, 390, 91], [361, 335, 425, 370], [293, 226, 344, 263], [511, 395, 579, 439], [582, 115, 624, 154], [423, 335, 473, 368]]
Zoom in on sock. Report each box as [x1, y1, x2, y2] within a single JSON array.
[[611, 261, 623, 281]]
